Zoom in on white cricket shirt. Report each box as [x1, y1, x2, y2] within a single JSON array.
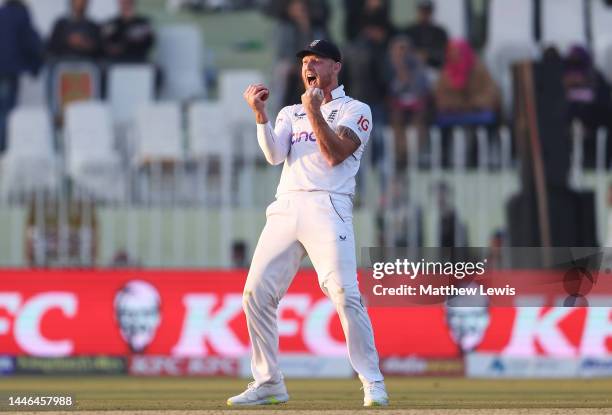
[[256, 85, 372, 197]]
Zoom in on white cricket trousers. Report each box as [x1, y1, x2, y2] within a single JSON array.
[[243, 191, 384, 385]]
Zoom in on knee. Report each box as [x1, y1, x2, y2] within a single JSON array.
[[242, 284, 278, 313], [326, 283, 362, 311]]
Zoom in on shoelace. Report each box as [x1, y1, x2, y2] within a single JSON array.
[[246, 381, 257, 390], [361, 382, 383, 394]]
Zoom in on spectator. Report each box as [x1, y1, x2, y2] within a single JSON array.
[[343, 0, 391, 169], [377, 176, 423, 247], [0, 0, 43, 153], [343, 0, 391, 43], [102, 0, 155, 63], [402, 0, 448, 70], [47, 0, 102, 60], [486, 229, 507, 269], [433, 39, 500, 166], [563, 45, 612, 167], [434, 39, 500, 121], [273, 0, 325, 107], [386, 35, 430, 170], [264, 0, 330, 36], [231, 240, 249, 268], [435, 182, 468, 247]]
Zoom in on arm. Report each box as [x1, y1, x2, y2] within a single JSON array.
[[302, 88, 362, 167], [244, 84, 291, 165], [47, 19, 65, 56]]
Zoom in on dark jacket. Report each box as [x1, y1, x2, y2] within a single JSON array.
[[102, 16, 155, 63], [47, 16, 102, 60], [403, 23, 448, 69], [0, 0, 43, 76]]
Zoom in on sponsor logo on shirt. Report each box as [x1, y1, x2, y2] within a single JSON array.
[[357, 115, 370, 132], [291, 131, 316, 145], [294, 112, 307, 120]]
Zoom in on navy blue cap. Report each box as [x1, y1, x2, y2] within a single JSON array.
[[296, 39, 342, 63]]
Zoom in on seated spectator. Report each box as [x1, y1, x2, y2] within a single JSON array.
[[402, 0, 448, 70], [102, 0, 155, 63], [386, 35, 430, 170], [47, 0, 102, 60], [0, 0, 43, 153], [434, 39, 500, 167], [563, 45, 612, 167], [434, 39, 500, 124]]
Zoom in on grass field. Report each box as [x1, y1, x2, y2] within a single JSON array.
[[1, 376, 612, 413]]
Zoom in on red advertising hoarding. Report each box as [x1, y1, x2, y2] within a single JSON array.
[[0, 270, 611, 359]]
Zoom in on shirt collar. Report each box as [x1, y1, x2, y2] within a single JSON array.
[[330, 84, 346, 100]]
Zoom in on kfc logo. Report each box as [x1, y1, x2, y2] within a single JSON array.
[[114, 280, 161, 353]]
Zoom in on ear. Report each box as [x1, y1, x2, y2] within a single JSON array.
[[333, 62, 342, 75]]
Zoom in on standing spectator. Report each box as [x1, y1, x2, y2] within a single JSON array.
[[435, 182, 468, 247], [402, 0, 448, 70], [273, 0, 325, 107], [264, 0, 330, 36], [377, 176, 423, 247], [47, 0, 102, 60], [386, 35, 430, 170], [563, 45, 612, 167], [102, 0, 155, 63], [343, 0, 391, 169], [0, 0, 43, 153], [343, 0, 391, 43]]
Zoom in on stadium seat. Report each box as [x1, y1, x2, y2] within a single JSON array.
[[485, 0, 539, 117], [64, 102, 124, 201], [485, 42, 539, 118], [541, 0, 587, 52], [486, 0, 535, 47], [27, 0, 67, 38], [88, 0, 119, 22], [431, 0, 467, 39], [132, 102, 185, 203], [17, 70, 47, 107], [0, 107, 58, 199], [133, 102, 183, 166], [592, 0, 612, 83], [107, 64, 155, 127], [219, 69, 265, 160], [156, 25, 206, 100], [187, 101, 233, 205], [188, 101, 231, 158], [49, 61, 101, 120], [219, 69, 264, 124], [597, 42, 612, 84]]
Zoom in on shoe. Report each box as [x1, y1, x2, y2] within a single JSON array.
[[362, 379, 389, 406], [227, 380, 289, 406]]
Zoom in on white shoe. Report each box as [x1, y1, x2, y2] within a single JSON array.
[[362, 380, 389, 406], [227, 380, 289, 406]]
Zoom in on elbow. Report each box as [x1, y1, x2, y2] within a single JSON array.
[[265, 154, 285, 166], [325, 155, 345, 167]]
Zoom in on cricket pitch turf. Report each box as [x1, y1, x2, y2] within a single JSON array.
[[1, 377, 611, 414]]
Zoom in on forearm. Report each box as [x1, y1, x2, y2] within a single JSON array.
[[257, 120, 288, 165], [307, 111, 346, 166]]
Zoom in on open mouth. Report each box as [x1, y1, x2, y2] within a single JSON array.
[[306, 74, 317, 86]]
